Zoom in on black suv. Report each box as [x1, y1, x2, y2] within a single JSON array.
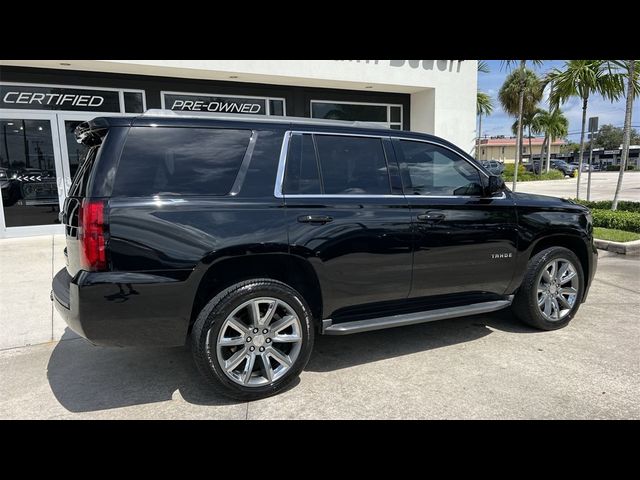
[[52, 111, 597, 400], [526, 159, 578, 177]]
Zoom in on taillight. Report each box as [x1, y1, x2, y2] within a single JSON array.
[[79, 199, 107, 271]]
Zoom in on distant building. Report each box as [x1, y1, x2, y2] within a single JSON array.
[[477, 136, 566, 163], [556, 146, 640, 169]]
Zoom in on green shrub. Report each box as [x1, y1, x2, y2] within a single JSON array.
[[503, 163, 526, 177], [605, 165, 635, 171], [502, 164, 564, 182], [570, 199, 640, 213], [591, 209, 640, 233]]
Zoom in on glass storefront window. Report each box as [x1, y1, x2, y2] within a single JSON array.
[[0, 118, 60, 227], [269, 99, 285, 116], [311, 102, 388, 122], [390, 106, 402, 123], [124, 92, 145, 113], [64, 120, 90, 180], [311, 101, 403, 129]]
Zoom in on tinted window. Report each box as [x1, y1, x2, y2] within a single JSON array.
[[269, 99, 285, 116], [399, 140, 483, 196], [124, 92, 144, 113], [311, 103, 387, 122], [68, 146, 98, 197], [390, 106, 402, 123], [113, 127, 251, 197], [315, 135, 391, 195], [283, 134, 321, 194]]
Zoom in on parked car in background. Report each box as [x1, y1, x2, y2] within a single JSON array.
[[569, 162, 590, 172], [526, 160, 578, 177], [481, 160, 505, 176]]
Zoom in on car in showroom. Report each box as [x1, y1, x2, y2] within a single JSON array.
[[52, 111, 597, 400]]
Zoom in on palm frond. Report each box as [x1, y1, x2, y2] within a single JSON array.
[[478, 60, 490, 74], [477, 91, 494, 116]]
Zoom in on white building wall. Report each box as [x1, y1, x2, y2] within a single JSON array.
[[1, 59, 478, 150]]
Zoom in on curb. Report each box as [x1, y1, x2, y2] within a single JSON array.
[[594, 238, 640, 255]]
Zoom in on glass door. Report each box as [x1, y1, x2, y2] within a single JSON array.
[[0, 112, 65, 236], [56, 114, 96, 194]]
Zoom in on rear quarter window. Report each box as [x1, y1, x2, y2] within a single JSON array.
[[112, 126, 251, 196], [68, 145, 99, 198]]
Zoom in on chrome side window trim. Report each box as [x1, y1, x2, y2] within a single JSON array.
[[229, 130, 258, 196], [274, 130, 505, 200], [274, 131, 292, 198]]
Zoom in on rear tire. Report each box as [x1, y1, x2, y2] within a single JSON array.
[[512, 247, 584, 331], [191, 278, 314, 401]]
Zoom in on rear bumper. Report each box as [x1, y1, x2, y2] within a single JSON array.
[[52, 268, 192, 346]]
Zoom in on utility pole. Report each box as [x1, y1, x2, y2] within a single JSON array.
[[586, 117, 598, 201]]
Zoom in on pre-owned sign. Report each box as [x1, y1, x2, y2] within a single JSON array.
[[164, 93, 266, 114], [0, 85, 121, 112]]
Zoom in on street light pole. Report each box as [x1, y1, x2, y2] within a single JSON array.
[[586, 117, 598, 201]]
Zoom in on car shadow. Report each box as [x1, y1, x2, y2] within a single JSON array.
[[47, 310, 538, 413], [306, 308, 540, 372]]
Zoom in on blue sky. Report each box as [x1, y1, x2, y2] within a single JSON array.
[[477, 60, 639, 141]]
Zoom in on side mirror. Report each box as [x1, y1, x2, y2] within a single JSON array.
[[486, 174, 505, 196]]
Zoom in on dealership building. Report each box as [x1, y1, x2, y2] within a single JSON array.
[[0, 59, 477, 349]]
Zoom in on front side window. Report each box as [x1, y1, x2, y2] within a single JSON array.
[[399, 140, 483, 196], [315, 135, 391, 195], [113, 127, 251, 197]]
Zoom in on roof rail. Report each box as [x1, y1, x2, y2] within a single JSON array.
[[141, 109, 391, 129]]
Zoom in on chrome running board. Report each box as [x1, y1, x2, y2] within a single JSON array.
[[322, 298, 513, 335]]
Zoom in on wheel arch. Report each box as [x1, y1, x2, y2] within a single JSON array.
[[527, 233, 591, 300], [189, 253, 323, 330]]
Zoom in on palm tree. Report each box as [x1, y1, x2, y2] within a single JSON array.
[[547, 60, 625, 198], [499, 64, 543, 188], [532, 108, 569, 173], [512, 107, 545, 169], [476, 92, 493, 160], [478, 60, 490, 74], [612, 60, 640, 210]]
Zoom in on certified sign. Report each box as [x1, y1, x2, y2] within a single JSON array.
[[163, 93, 266, 115], [0, 85, 121, 112]]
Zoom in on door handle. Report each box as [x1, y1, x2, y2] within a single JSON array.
[[416, 211, 446, 223], [297, 215, 333, 224]]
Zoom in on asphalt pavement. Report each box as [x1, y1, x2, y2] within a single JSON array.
[[1, 251, 638, 419]]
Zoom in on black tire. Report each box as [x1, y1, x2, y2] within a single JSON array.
[[512, 246, 585, 331], [191, 278, 314, 401]]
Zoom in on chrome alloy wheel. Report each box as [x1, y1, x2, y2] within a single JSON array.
[[211, 297, 303, 387], [536, 258, 579, 321]]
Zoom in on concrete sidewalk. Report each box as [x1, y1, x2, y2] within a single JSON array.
[[1, 251, 638, 419], [514, 171, 640, 201]]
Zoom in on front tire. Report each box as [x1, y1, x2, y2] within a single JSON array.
[[191, 278, 314, 401], [512, 247, 584, 331]]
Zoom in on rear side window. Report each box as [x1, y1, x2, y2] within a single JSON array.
[[68, 145, 98, 198], [112, 127, 251, 196], [315, 135, 391, 195]]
